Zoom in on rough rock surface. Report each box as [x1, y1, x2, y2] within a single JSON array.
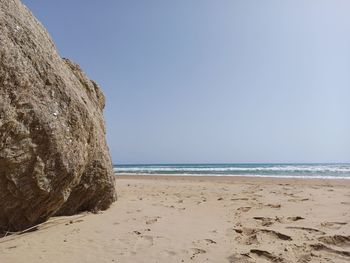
[[0, 0, 116, 233]]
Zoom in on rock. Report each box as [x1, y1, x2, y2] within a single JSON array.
[[0, 0, 116, 233]]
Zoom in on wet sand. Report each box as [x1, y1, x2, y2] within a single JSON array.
[[0, 175, 349, 263]]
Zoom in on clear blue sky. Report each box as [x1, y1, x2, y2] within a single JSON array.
[[22, 0, 350, 164]]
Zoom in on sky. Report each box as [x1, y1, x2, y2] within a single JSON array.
[[22, 0, 350, 164]]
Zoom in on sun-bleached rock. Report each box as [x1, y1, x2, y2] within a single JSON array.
[[0, 0, 116, 233]]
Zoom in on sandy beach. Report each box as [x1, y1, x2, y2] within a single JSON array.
[[2, 1, 349, 263], [0, 175, 349, 263]]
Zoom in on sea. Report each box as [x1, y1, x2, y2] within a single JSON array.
[[113, 163, 350, 179]]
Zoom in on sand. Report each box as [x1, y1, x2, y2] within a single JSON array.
[[0, 175, 349, 263]]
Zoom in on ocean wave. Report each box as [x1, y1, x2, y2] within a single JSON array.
[[113, 165, 350, 174], [114, 172, 350, 180]]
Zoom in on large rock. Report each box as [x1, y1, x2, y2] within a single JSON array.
[[0, 0, 116, 233]]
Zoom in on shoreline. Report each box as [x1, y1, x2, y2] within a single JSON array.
[[116, 173, 350, 185]]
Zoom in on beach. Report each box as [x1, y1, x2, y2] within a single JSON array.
[[0, 175, 349, 263], [2, 1, 349, 263]]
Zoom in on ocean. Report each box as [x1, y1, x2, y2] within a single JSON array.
[[113, 163, 350, 179]]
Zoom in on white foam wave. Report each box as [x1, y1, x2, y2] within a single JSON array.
[[115, 172, 350, 180], [114, 165, 350, 173]]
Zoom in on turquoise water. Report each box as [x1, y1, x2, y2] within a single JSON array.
[[113, 163, 350, 179]]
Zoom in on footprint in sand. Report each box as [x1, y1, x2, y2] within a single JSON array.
[[233, 228, 292, 242], [266, 203, 281, 209], [318, 235, 350, 248], [310, 243, 350, 258], [230, 227, 293, 246], [192, 239, 217, 246], [321, 221, 347, 230], [286, 226, 325, 235], [249, 249, 284, 262], [286, 216, 304, 222], [227, 253, 253, 263], [145, 216, 161, 225], [253, 216, 274, 226], [237, 207, 251, 212], [253, 216, 283, 226]]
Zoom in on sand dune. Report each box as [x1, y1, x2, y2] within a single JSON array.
[[0, 175, 349, 263]]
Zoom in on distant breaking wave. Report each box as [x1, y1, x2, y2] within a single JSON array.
[[113, 163, 350, 179]]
